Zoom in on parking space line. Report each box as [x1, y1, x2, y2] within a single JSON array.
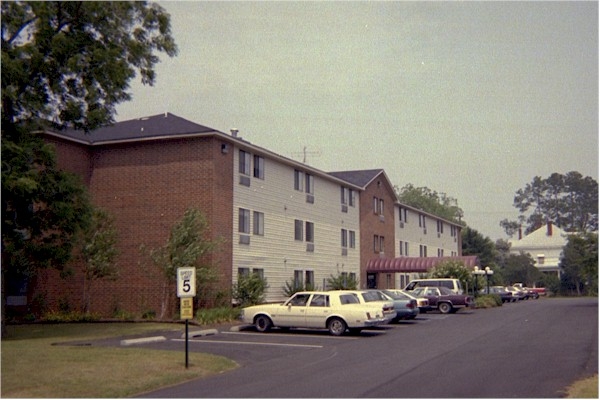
[[172, 338, 323, 348], [221, 331, 358, 340]]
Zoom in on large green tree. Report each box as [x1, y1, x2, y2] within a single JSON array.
[[500, 172, 598, 236], [1, 1, 177, 335], [395, 184, 465, 224], [2, 1, 177, 131], [559, 232, 598, 296], [461, 226, 497, 268]]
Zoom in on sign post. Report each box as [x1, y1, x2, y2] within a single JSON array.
[[177, 267, 196, 369]]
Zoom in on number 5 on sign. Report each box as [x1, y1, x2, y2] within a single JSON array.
[[177, 267, 196, 298]]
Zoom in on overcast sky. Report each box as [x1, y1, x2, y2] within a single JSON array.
[[116, 1, 598, 240]]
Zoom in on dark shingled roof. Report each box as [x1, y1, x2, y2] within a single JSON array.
[[47, 113, 216, 145], [366, 256, 479, 273], [328, 169, 385, 188]]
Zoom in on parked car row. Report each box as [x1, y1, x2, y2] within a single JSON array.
[[480, 285, 542, 302], [239, 287, 471, 336]]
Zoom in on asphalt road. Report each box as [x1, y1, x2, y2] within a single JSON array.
[[136, 297, 597, 398]]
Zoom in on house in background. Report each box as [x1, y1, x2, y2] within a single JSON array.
[[508, 222, 569, 277], [9, 113, 465, 318]]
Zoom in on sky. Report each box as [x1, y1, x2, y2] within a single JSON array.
[[116, 1, 599, 241]]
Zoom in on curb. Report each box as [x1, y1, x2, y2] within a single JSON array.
[[120, 336, 167, 346], [182, 328, 219, 339]]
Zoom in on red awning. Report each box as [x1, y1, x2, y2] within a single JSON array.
[[366, 256, 479, 273]]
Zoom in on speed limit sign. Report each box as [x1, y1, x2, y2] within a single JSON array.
[[177, 267, 196, 298]]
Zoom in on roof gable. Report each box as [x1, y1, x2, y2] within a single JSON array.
[[328, 169, 386, 188], [44, 113, 216, 145], [510, 223, 570, 249]]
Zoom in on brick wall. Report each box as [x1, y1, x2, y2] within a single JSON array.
[[36, 135, 233, 318], [359, 175, 396, 288]]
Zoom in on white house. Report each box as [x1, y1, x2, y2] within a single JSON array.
[[509, 222, 569, 277]]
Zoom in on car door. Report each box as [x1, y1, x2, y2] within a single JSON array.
[[276, 293, 311, 327], [304, 294, 332, 328], [425, 288, 440, 307]]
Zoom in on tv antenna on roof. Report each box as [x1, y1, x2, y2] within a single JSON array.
[[291, 146, 321, 164]]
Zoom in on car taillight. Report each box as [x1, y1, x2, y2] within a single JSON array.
[[407, 300, 416, 309]]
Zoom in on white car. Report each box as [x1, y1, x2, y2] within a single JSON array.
[[240, 291, 390, 336]]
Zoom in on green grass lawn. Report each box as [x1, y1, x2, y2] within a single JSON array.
[[1, 323, 238, 398]]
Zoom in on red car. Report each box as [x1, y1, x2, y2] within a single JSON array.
[[411, 286, 474, 314]]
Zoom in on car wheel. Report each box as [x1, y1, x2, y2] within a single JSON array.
[[438, 302, 452, 314], [327, 317, 347, 336], [255, 315, 273, 332]]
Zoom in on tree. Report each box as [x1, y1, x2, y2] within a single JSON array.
[[501, 172, 598, 236], [79, 208, 119, 313], [559, 232, 598, 296], [141, 209, 219, 319], [2, 1, 177, 131], [395, 184, 464, 224], [429, 260, 472, 294], [461, 226, 497, 268], [2, 1, 177, 335]]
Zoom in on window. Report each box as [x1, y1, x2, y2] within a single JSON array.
[[419, 214, 427, 229], [305, 221, 314, 243], [294, 270, 303, 289], [373, 197, 378, 214], [399, 241, 405, 256], [305, 271, 314, 289], [379, 199, 384, 215], [537, 255, 545, 265], [289, 292, 310, 306], [238, 267, 250, 277], [239, 150, 251, 175], [438, 248, 444, 257], [310, 294, 329, 307], [420, 245, 428, 257], [253, 268, 264, 279], [437, 220, 444, 234], [341, 187, 349, 205], [399, 207, 408, 223], [239, 208, 250, 233], [253, 211, 264, 235], [349, 189, 355, 207], [349, 230, 356, 248], [374, 235, 384, 253], [294, 170, 304, 191], [305, 173, 314, 194], [253, 155, 264, 179], [341, 229, 348, 248], [294, 219, 303, 241]]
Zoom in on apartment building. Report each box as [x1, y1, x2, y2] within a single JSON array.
[[11, 113, 465, 317], [21, 113, 362, 316]]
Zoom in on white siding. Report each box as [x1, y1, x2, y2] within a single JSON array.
[[232, 148, 361, 302], [394, 205, 461, 258]]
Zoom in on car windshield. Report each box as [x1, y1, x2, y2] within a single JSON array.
[[383, 290, 408, 300], [360, 291, 384, 302]]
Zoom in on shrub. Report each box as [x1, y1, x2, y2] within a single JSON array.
[[232, 274, 268, 307], [283, 278, 316, 297], [195, 307, 240, 324], [475, 294, 502, 309], [326, 273, 357, 290]]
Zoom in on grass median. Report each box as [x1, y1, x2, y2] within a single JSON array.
[[1, 323, 238, 398]]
